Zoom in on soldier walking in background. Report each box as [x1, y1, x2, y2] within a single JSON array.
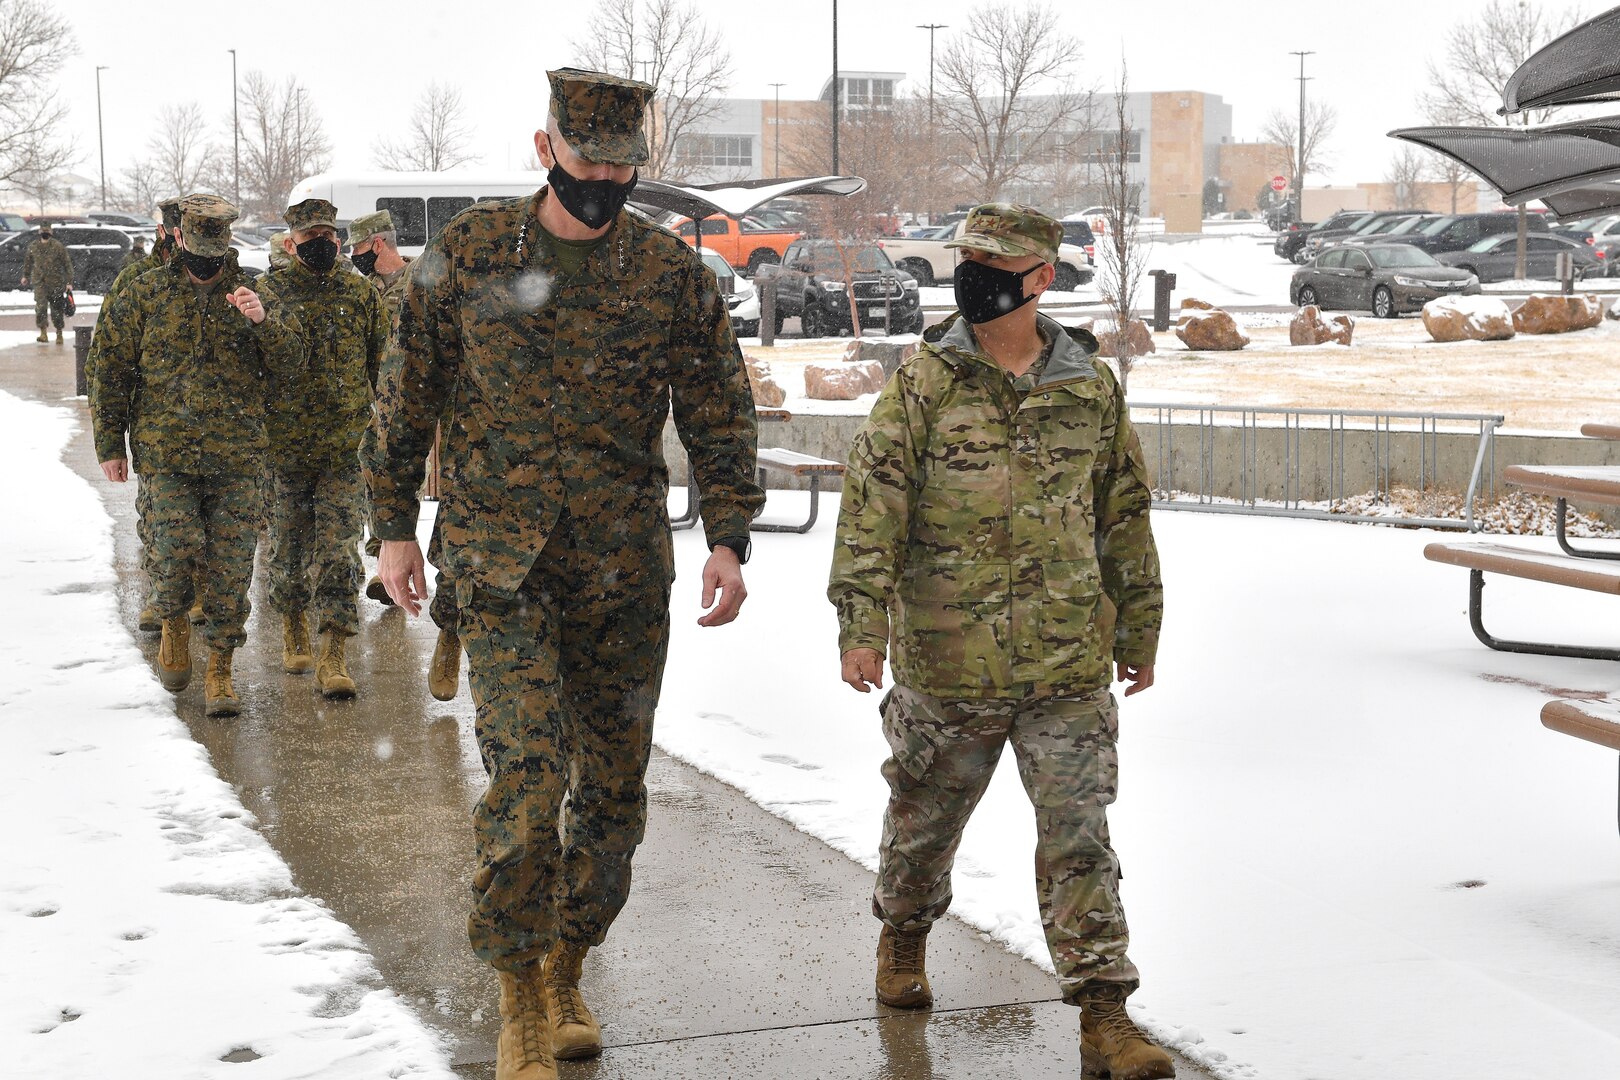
[[370, 69, 762, 1080], [88, 194, 304, 717], [829, 205, 1176, 1079], [263, 198, 388, 699], [122, 234, 147, 269], [20, 222, 72, 344]]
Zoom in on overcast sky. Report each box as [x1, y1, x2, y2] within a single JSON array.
[[51, 0, 1587, 199]]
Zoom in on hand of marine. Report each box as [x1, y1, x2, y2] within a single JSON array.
[[226, 287, 265, 324], [697, 545, 747, 627], [379, 538, 428, 617]]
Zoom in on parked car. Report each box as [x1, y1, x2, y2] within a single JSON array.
[[879, 219, 1093, 289], [0, 211, 27, 240], [1274, 211, 1364, 262], [1300, 210, 1428, 261], [669, 214, 801, 275], [88, 212, 156, 228], [1435, 232, 1602, 282], [760, 239, 924, 337], [1337, 214, 1440, 248], [1058, 218, 1097, 262], [1290, 244, 1478, 318], [0, 224, 133, 293], [1372, 211, 1549, 257], [698, 249, 761, 337]]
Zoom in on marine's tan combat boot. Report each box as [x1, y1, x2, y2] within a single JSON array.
[[428, 628, 461, 701], [282, 613, 314, 674], [875, 923, 933, 1008], [138, 604, 161, 633], [542, 942, 602, 1060], [35, 329, 47, 343], [364, 575, 395, 606], [204, 650, 241, 717], [496, 968, 558, 1080], [316, 631, 357, 699], [157, 615, 192, 692], [1080, 989, 1175, 1079], [54, 328, 63, 344]]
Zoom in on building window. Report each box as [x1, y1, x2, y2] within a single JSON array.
[[1077, 130, 1143, 165], [678, 134, 754, 169], [873, 79, 894, 108], [847, 78, 869, 107]]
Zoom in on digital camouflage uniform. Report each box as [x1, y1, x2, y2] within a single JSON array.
[[828, 206, 1163, 1006], [367, 70, 763, 972], [261, 199, 389, 639], [23, 232, 72, 332], [89, 196, 304, 651]]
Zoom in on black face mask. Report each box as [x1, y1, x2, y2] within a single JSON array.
[[182, 250, 226, 280], [296, 236, 339, 274], [954, 259, 1044, 325], [547, 159, 637, 231], [350, 248, 380, 276]]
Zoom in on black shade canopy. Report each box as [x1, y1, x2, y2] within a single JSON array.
[[1537, 182, 1620, 218], [629, 175, 868, 222], [1501, 6, 1620, 114], [1389, 116, 1620, 205]]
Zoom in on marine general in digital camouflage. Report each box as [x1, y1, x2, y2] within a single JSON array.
[[21, 224, 72, 340], [367, 65, 761, 1072], [828, 203, 1170, 1073], [89, 194, 304, 707], [261, 197, 388, 683]]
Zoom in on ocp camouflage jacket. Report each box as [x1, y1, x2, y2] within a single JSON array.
[[367, 193, 763, 605], [89, 254, 305, 475], [828, 313, 1163, 699], [261, 260, 388, 469]]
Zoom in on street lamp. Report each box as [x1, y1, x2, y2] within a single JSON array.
[[831, 0, 839, 174], [917, 23, 947, 125], [95, 65, 108, 210], [228, 49, 239, 206], [1289, 50, 1314, 223], [769, 82, 785, 178]]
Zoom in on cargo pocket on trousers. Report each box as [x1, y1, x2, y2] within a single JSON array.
[[880, 687, 937, 788]]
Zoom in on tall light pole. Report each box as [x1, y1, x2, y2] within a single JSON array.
[[95, 66, 108, 210], [295, 86, 307, 180], [1290, 50, 1313, 223], [917, 23, 947, 125], [228, 49, 239, 206], [831, 0, 839, 174], [769, 82, 785, 178]]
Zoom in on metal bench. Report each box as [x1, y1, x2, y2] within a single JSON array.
[[1541, 698, 1620, 836], [1579, 422, 1620, 442], [1505, 463, 1620, 562], [1424, 542, 1620, 660], [753, 447, 846, 534], [671, 409, 793, 533]]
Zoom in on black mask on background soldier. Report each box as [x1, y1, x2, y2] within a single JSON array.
[[350, 247, 380, 276], [547, 158, 638, 231], [953, 259, 1044, 325], [296, 236, 339, 274], [182, 250, 225, 279]]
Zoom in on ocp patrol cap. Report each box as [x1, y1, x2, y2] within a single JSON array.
[[945, 203, 1064, 265]]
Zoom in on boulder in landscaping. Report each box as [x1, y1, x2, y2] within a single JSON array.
[[1095, 317, 1156, 358], [1289, 305, 1354, 346], [743, 352, 787, 407], [1175, 299, 1249, 351], [1421, 295, 1515, 342], [1512, 294, 1574, 335], [805, 359, 885, 400]]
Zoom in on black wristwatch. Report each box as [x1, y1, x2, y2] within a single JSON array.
[[710, 536, 752, 565]]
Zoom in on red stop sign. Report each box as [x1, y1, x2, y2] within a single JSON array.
[[1271, 175, 1289, 192]]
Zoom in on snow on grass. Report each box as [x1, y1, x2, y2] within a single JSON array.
[[0, 391, 453, 1079], [657, 492, 1620, 1079]]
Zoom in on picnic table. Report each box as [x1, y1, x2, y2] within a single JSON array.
[[671, 408, 793, 532]]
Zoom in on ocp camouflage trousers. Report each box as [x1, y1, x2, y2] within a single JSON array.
[[874, 685, 1141, 1002], [267, 467, 363, 637], [143, 472, 261, 650], [33, 285, 66, 330], [458, 560, 671, 972]]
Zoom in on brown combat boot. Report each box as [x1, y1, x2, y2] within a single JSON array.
[[364, 575, 395, 606], [138, 604, 161, 633], [428, 628, 461, 701], [188, 599, 205, 625], [35, 329, 47, 343], [316, 631, 357, 699], [157, 615, 192, 692], [496, 968, 558, 1080], [282, 613, 314, 674], [875, 923, 933, 1008], [55, 328, 63, 344], [1080, 988, 1175, 1079], [204, 650, 241, 717], [542, 942, 602, 1060]]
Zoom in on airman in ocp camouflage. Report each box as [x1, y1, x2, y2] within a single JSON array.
[[21, 223, 72, 344], [89, 193, 304, 718], [261, 197, 389, 699], [367, 66, 762, 1080], [829, 203, 1175, 1079]]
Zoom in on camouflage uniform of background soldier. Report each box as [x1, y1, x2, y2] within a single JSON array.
[[828, 205, 1175, 1079], [122, 235, 147, 269], [89, 194, 304, 718], [95, 197, 188, 635], [367, 68, 761, 1080], [21, 224, 72, 344], [261, 198, 388, 700]]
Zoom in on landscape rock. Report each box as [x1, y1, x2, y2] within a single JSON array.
[[1565, 294, 1605, 330], [842, 339, 919, 378], [1421, 295, 1515, 342], [1289, 305, 1355, 346], [743, 352, 787, 407], [805, 359, 885, 400], [1511, 294, 1574, 335], [1094, 318, 1156, 358], [1175, 300, 1249, 351]]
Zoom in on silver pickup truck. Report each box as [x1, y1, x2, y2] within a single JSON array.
[[879, 220, 1095, 291]]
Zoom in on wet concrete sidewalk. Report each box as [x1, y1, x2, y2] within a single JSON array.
[[5, 341, 1212, 1079]]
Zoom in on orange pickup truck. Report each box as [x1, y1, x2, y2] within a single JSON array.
[[670, 214, 801, 275]]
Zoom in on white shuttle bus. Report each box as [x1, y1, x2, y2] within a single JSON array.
[[284, 171, 549, 256]]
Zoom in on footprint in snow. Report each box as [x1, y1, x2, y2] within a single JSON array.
[[761, 753, 821, 771]]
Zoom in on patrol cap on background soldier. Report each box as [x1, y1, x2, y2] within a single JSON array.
[[266, 231, 291, 271]]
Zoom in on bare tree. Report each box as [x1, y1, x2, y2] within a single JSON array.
[[237, 71, 332, 220], [0, 0, 76, 188], [1385, 147, 1431, 210], [574, 0, 733, 181], [1097, 62, 1149, 393], [933, 3, 1090, 204], [374, 82, 479, 171], [112, 157, 165, 215], [147, 103, 225, 196], [784, 95, 952, 227], [1259, 101, 1338, 187]]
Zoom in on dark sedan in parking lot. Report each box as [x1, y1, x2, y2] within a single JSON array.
[[1434, 232, 1602, 282], [1290, 244, 1479, 317]]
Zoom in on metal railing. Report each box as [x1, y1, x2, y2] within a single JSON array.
[[1130, 402, 1506, 531]]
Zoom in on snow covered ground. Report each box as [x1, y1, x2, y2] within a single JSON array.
[[0, 391, 452, 1079], [658, 491, 1620, 1079]]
